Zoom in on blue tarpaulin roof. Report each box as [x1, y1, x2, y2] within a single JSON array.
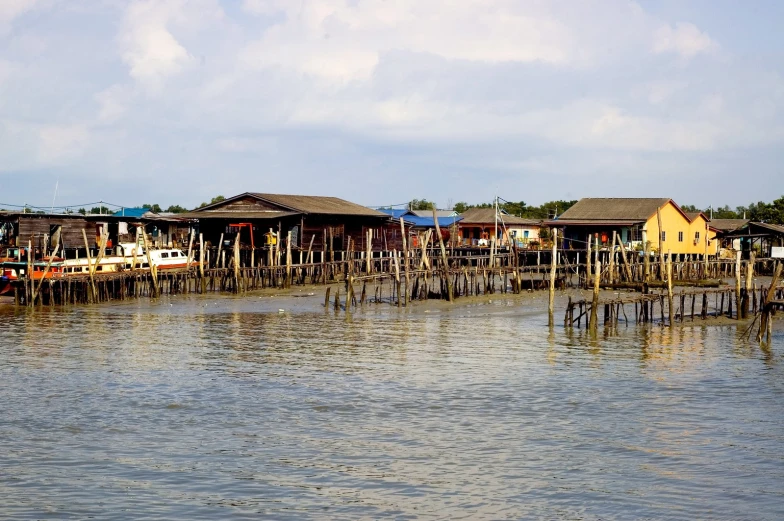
[[376, 209, 462, 228], [113, 207, 149, 218]]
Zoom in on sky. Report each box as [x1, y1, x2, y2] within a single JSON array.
[[1, 0, 783, 211]]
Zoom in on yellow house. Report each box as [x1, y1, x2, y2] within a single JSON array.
[[554, 198, 712, 256]]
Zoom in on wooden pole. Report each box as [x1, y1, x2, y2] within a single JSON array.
[[585, 236, 591, 289], [365, 229, 371, 274], [217, 232, 224, 269], [735, 249, 742, 320], [432, 208, 453, 302], [286, 231, 292, 288], [186, 229, 194, 269], [548, 228, 557, 326], [141, 227, 159, 298], [656, 207, 665, 280], [608, 230, 617, 284], [757, 262, 782, 342], [589, 259, 601, 331], [199, 233, 206, 293], [32, 244, 60, 305], [234, 232, 241, 292], [400, 217, 409, 304], [642, 228, 650, 282], [617, 234, 633, 282], [81, 230, 96, 300], [742, 251, 755, 319], [667, 250, 674, 325]]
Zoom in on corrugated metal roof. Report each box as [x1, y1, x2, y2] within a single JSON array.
[[709, 219, 748, 231], [408, 210, 458, 218], [557, 198, 671, 221], [249, 193, 387, 217], [721, 221, 784, 237], [176, 210, 298, 220], [377, 209, 461, 228], [458, 208, 541, 225]]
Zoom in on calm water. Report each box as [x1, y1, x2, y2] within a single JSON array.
[[1, 293, 783, 520]]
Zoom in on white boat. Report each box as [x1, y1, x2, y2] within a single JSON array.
[[59, 243, 196, 274]]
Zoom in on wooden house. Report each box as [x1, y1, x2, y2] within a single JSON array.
[[457, 208, 541, 247], [720, 221, 784, 259], [0, 210, 193, 257], [551, 198, 708, 256], [181, 192, 394, 252]]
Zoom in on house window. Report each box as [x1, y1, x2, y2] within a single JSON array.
[[678, 231, 684, 242], [695, 231, 700, 241], [661, 231, 666, 242], [630, 225, 642, 242]]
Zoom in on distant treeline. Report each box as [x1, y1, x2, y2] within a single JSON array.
[[408, 199, 578, 220], [681, 195, 784, 224]]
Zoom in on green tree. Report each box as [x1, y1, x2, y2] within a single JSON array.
[[680, 204, 700, 213], [197, 195, 226, 209], [77, 208, 86, 215], [408, 199, 435, 211], [165, 205, 188, 213], [90, 206, 110, 214], [142, 203, 163, 213], [453, 201, 470, 214]]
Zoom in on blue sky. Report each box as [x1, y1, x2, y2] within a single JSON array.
[[1, 0, 782, 211]]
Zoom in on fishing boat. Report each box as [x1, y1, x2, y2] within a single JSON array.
[[0, 261, 64, 296]]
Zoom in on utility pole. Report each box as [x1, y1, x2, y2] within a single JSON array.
[[494, 196, 498, 246]]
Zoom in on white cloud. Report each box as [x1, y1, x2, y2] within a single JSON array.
[[38, 124, 90, 164], [653, 22, 717, 59], [119, 1, 192, 89], [118, 0, 225, 90], [0, 0, 38, 35], [240, 0, 576, 83]]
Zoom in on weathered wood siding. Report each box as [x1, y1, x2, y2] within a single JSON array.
[[18, 217, 95, 248]]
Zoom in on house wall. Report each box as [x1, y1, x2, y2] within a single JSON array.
[[18, 216, 95, 250], [687, 215, 713, 256], [458, 223, 540, 246], [643, 202, 693, 255]]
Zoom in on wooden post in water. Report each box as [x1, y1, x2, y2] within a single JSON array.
[[186, 229, 194, 269], [642, 227, 650, 282], [365, 230, 372, 274], [667, 250, 674, 325], [32, 245, 60, 305], [432, 208, 453, 302], [400, 217, 409, 304], [742, 251, 755, 319], [608, 231, 617, 284], [233, 232, 241, 292], [617, 236, 633, 282], [656, 207, 665, 280], [286, 231, 292, 288], [585, 237, 591, 289], [81, 230, 96, 300], [548, 228, 557, 326], [757, 262, 782, 343], [141, 227, 159, 298], [735, 250, 742, 320], [589, 259, 601, 331], [199, 233, 206, 293], [217, 233, 224, 269]]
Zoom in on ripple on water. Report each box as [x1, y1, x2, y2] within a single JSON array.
[[0, 295, 783, 520]]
